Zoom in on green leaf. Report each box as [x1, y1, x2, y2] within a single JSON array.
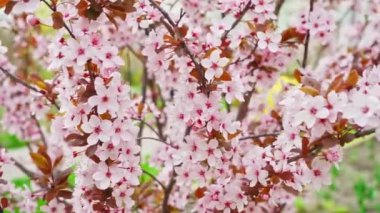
[[68, 173, 76, 188], [36, 199, 47, 213], [11, 176, 31, 190], [140, 156, 159, 184], [0, 133, 27, 149]]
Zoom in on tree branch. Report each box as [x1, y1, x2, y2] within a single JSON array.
[[41, 0, 76, 39], [12, 157, 36, 178], [162, 176, 176, 213], [142, 169, 166, 191], [0, 67, 60, 109], [239, 132, 280, 141], [222, 1, 252, 40], [274, 0, 286, 16], [301, 0, 315, 68], [137, 137, 175, 148], [147, 0, 206, 89]]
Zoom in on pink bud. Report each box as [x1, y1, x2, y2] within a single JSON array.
[[26, 15, 40, 27]]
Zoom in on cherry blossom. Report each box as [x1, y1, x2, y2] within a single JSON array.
[[92, 162, 124, 190], [40, 199, 66, 213], [201, 49, 229, 81], [1, 0, 380, 212], [257, 31, 282, 52], [88, 78, 119, 115], [81, 115, 113, 145]]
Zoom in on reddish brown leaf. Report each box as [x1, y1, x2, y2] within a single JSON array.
[[123, 0, 136, 13], [52, 12, 65, 29], [327, 74, 344, 93], [1, 197, 8, 208], [294, 69, 302, 83], [216, 71, 231, 81], [54, 169, 72, 188], [45, 188, 59, 202], [345, 69, 359, 88], [30, 153, 52, 175], [57, 190, 73, 199], [177, 25, 188, 38], [4, 1, 16, 14], [0, 0, 10, 8], [281, 27, 305, 43], [300, 86, 319, 97], [301, 137, 309, 156], [53, 155, 63, 168], [194, 187, 206, 199], [76, 0, 88, 17], [65, 133, 87, 146], [190, 68, 201, 81], [86, 6, 103, 20]]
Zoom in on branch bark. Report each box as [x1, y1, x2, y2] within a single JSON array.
[[222, 1, 252, 40], [301, 0, 315, 68]]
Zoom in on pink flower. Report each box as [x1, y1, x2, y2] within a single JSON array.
[[64, 104, 91, 128], [98, 46, 124, 68], [96, 141, 120, 161], [92, 162, 124, 189], [257, 31, 281, 52], [310, 159, 332, 190], [81, 115, 113, 145], [65, 38, 93, 66], [88, 78, 119, 115], [111, 118, 136, 145], [40, 199, 66, 213], [246, 165, 268, 187], [220, 76, 245, 104], [342, 92, 380, 127], [112, 183, 135, 208], [202, 139, 222, 167], [293, 96, 329, 128], [12, 0, 40, 15], [201, 49, 229, 81], [123, 156, 142, 186]]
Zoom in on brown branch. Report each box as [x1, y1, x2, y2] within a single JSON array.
[[162, 176, 176, 213], [12, 157, 36, 177], [301, 0, 315, 68], [0, 67, 40, 93], [137, 137, 175, 148], [32, 115, 47, 147], [288, 128, 376, 163], [222, 1, 252, 40], [142, 169, 166, 191], [239, 132, 280, 141], [41, 0, 76, 39], [0, 67, 60, 109], [274, 0, 286, 16], [147, 0, 206, 89]]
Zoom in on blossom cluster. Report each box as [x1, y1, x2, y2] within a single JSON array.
[[1, 0, 380, 212]]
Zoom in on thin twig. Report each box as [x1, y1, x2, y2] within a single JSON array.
[[0, 67, 60, 109], [239, 133, 280, 141], [40, 0, 76, 39], [142, 169, 167, 191], [288, 128, 376, 163], [0, 67, 40, 93], [162, 175, 176, 213], [301, 0, 315, 68], [274, 0, 286, 16], [147, 0, 206, 89], [222, 1, 252, 40], [12, 157, 36, 177], [137, 137, 174, 148], [137, 65, 149, 146], [32, 115, 47, 147], [132, 118, 162, 140]]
